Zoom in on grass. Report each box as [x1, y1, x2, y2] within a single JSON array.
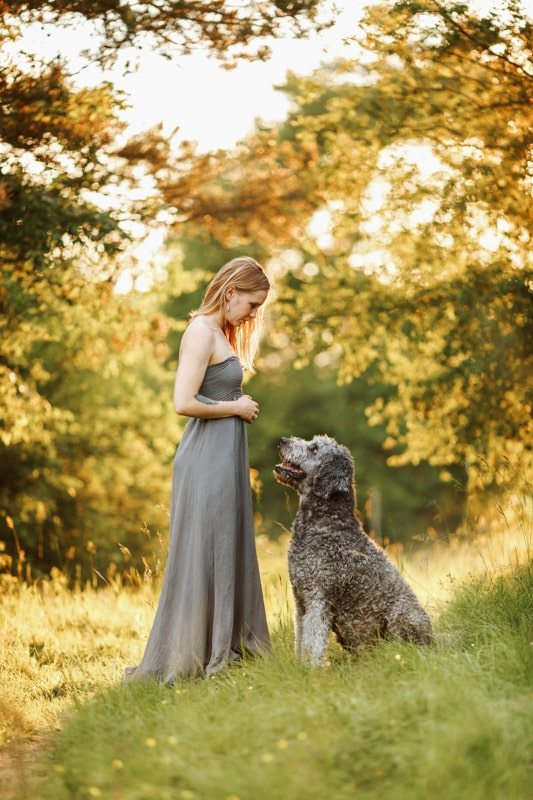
[[1, 508, 532, 799]]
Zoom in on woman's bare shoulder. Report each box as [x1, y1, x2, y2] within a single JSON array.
[[179, 317, 215, 359], [183, 315, 213, 334]]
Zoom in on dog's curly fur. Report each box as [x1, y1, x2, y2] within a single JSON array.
[[274, 434, 432, 665]]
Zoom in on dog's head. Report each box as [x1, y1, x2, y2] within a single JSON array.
[[274, 435, 354, 500]]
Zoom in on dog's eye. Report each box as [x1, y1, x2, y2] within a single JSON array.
[[309, 443, 319, 454]]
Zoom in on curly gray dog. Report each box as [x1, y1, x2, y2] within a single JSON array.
[[274, 434, 432, 665]]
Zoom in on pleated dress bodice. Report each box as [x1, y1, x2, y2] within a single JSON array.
[[195, 355, 243, 403]]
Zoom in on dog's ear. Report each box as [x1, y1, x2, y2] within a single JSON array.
[[311, 453, 353, 498]]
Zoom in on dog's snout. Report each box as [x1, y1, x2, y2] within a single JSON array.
[[279, 437, 289, 445]]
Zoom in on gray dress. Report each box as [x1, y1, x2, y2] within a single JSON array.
[[123, 355, 271, 683]]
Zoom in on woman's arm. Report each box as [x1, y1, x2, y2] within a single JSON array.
[[173, 324, 258, 422]]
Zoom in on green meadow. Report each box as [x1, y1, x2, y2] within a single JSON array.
[[1, 525, 531, 800]]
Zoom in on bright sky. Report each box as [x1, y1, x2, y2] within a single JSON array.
[[17, 0, 367, 152], [12, 0, 504, 291]]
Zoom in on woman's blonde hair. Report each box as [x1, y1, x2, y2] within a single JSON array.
[[190, 256, 270, 370]]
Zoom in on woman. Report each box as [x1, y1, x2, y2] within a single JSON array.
[[123, 256, 272, 683]]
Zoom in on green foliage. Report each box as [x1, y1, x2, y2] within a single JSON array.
[[0, 59, 137, 268], [0, 260, 183, 580], [275, 249, 531, 491], [248, 362, 465, 540], [28, 563, 533, 800]]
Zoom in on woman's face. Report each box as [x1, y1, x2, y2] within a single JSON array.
[[226, 288, 268, 327]]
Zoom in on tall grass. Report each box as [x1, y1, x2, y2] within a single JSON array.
[[0, 504, 531, 799], [20, 563, 533, 800]]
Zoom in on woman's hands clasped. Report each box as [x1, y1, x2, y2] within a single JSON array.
[[234, 394, 259, 423]]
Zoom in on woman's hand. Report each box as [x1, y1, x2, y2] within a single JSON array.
[[234, 395, 259, 423]]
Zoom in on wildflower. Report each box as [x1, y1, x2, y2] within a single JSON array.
[[394, 654, 401, 661], [112, 759, 124, 769], [88, 789, 102, 797], [296, 731, 308, 741], [54, 764, 66, 773], [260, 752, 274, 763], [277, 739, 289, 749], [167, 735, 179, 745], [226, 795, 240, 800], [181, 791, 194, 799], [145, 737, 157, 748]]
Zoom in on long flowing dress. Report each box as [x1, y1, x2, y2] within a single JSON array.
[[123, 355, 271, 683]]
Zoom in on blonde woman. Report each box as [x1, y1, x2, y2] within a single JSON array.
[[124, 256, 272, 683]]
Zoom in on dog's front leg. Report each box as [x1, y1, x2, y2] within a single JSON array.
[[300, 600, 331, 666], [294, 595, 305, 658]]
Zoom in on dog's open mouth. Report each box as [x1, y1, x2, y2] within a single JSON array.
[[273, 462, 306, 483]]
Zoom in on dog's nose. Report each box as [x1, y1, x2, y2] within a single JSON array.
[[279, 437, 289, 445]]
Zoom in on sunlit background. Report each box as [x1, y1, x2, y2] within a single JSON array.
[[1, 2, 531, 795]]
